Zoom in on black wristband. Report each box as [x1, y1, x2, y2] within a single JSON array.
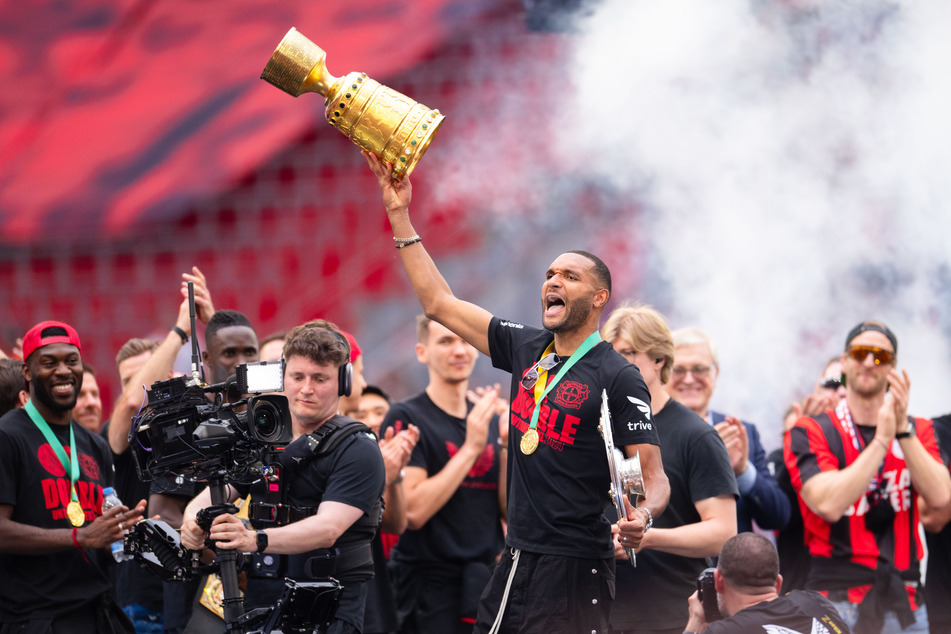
[[256, 529, 268, 553], [895, 430, 913, 440], [172, 326, 188, 345]]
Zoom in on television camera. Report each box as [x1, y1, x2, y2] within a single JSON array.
[[129, 360, 292, 485], [123, 283, 342, 632]]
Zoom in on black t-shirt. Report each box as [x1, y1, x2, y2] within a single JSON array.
[[238, 417, 385, 630], [99, 420, 164, 612], [925, 413, 951, 624], [382, 391, 504, 565], [488, 317, 659, 559], [611, 398, 738, 630], [0, 407, 115, 621], [704, 590, 850, 634]]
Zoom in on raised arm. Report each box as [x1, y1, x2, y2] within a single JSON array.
[[887, 370, 951, 510], [792, 399, 895, 524], [108, 267, 215, 454], [364, 152, 493, 356]]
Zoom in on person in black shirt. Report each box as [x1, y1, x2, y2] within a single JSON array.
[[602, 304, 738, 634], [0, 320, 145, 633], [381, 316, 506, 633], [685, 532, 851, 634], [182, 320, 385, 633], [365, 152, 670, 633]]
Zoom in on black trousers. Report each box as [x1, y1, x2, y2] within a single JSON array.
[[1, 593, 134, 634], [473, 549, 615, 634]]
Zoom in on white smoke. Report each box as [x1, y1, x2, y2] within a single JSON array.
[[557, 0, 951, 442]]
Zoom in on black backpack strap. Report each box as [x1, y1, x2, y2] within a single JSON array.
[[312, 417, 374, 457]]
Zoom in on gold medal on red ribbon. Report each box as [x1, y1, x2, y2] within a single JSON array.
[[67, 500, 85, 527], [520, 428, 539, 455]]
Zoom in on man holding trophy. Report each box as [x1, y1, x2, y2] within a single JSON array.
[[364, 153, 670, 634]]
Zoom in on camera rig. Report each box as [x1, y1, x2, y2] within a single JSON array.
[[129, 359, 291, 486], [123, 282, 342, 633]]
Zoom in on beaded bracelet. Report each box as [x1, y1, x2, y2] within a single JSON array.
[[636, 506, 653, 531], [395, 236, 422, 249]]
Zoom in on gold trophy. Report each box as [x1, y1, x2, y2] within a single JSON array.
[[261, 28, 445, 180]]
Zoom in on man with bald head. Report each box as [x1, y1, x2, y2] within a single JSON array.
[[684, 533, 850, 633], [786, 321, 951, 633]]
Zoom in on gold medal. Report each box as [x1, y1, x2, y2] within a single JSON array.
[[520, 428, 539, 455], [67, 501, 85, 527]]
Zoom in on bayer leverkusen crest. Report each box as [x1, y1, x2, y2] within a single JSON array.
[[554, 381, 589, 409]]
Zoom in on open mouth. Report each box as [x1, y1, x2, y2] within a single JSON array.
[[51, 382, 75, 397], [545, 294, 565, 317]]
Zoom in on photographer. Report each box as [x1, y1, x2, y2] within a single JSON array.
[[181, 320, 385, 634], [685, 533, 850, 633]]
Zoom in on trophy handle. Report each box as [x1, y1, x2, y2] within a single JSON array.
[[617, 451, 646, 504]]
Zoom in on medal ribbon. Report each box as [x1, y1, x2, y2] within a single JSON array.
[[835, 399, 886, 489], [528, 331, 602, 431], [24, 400, 80, 506]]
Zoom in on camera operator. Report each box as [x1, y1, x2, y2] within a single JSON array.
[[181, 320, 385, 634], [685, 533, 851, 634]]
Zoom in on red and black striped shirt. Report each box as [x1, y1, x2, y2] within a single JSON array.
[[784, 408, 943, 606]]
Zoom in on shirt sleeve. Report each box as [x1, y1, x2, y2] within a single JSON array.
[[915, 417, 947, 465], [689, 429, 740, 503], [320, 433, 385, 514], [610, 363, 659, 447], [785, 416, 837, 492]]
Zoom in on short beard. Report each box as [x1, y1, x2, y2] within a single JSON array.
[[545, 298, 591, 334], [33, 383, 77, 415], [848, 371, 889, 400]]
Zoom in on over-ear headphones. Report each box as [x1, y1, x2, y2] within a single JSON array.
[[328, 330, 353, 397]]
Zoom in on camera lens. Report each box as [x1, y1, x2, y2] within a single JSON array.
[[252, 402, 280, 441]]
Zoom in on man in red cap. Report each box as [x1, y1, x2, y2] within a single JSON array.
[[0, 320, 145, 633]]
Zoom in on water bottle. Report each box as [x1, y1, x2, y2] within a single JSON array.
[[102, 487, 132, 562]]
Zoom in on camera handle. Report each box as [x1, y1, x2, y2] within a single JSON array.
[[200, 478, 245, 627]]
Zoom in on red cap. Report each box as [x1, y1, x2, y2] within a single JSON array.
[[339, 329, 362, 362], [22, 321, 82, 360]]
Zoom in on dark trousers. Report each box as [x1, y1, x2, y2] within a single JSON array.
[[0, 593, 134, 634], [473, 549, 615, 634], [390, 559, 489, 634]]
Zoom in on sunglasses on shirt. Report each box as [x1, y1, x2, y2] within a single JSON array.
[[847, 345, 894, 366], [520, 352, 561, 390]]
